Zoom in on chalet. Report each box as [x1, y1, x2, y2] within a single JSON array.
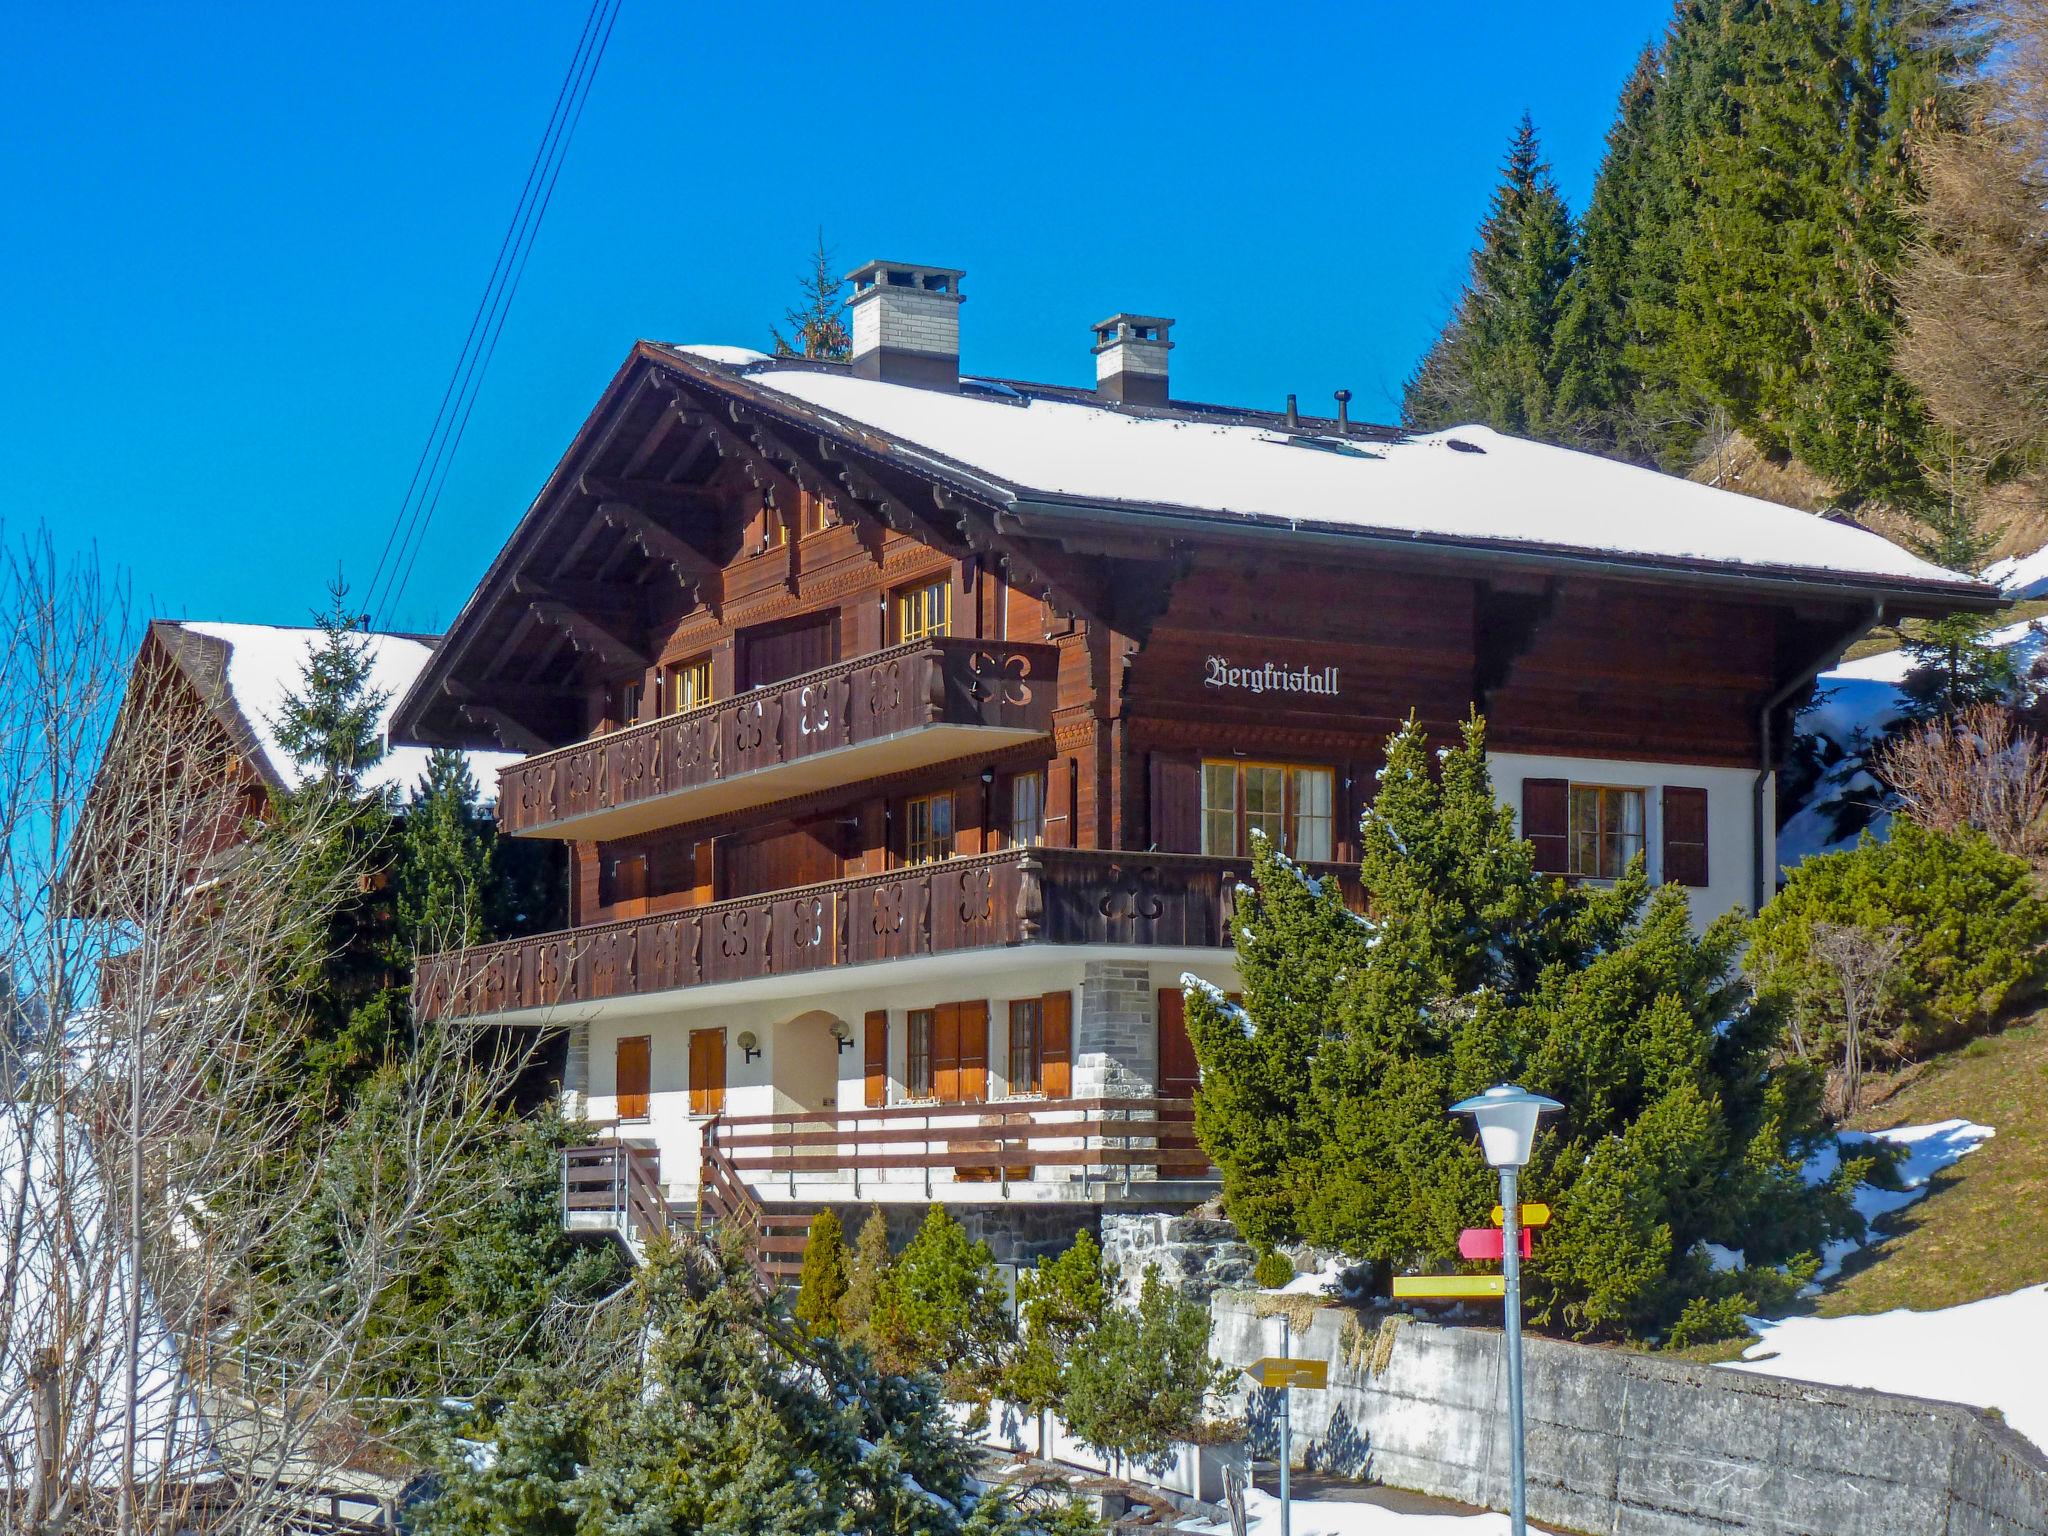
[[390, 260, 1999, 1276]]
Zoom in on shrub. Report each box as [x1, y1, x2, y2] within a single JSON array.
[[1059, 1266, 1224, 1464], [1005, 1230, 1111, 1415], [887, 1204, 1012, 1397], [1251, 1251, 1295, 1289], [1750, 820, 2048, 1060], [793, 1208, 848, 1336]]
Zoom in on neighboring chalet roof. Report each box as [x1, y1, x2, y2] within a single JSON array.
[[666, 346, 1977, 594], [390, 340, 2003, 749], [153, 620, 520, 798]]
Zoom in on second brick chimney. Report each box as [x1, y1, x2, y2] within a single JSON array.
[[1092, 313, 1174, 405]]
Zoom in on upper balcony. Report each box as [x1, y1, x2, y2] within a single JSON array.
[[497, 637, 1059, 841]]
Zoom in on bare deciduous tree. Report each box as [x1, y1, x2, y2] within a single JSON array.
[[0, 530, 567, 1534], [1875, 702, 2048, 868], [1809, 921, 1909, 1119]]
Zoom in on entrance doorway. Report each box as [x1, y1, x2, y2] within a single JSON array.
[[774, 1009, 844, 1114]]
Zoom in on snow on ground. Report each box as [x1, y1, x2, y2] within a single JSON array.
[[1270, 1257, 1348, 1297], [1986, 541, 2048, 598], [1802, 1119, 1995, 1284], [1727, 1284, 2048, 1452], [684, 352, 1974, 589], [177, 621, 522, 799], [1187, 1487, 1557, 1536]]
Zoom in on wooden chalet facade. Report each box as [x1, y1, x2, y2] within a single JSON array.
[[391, 264, 1997, 1269]]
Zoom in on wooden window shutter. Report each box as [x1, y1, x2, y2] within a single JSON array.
[[956, 1001, 989, 1103], [1041, 990, 1072, 1098], [1157, 987, 1200, 1098], [932, 1002, 962, 1104], [1523, 777, 1570, 874], [1662, 786, 1710, 888], [864, 1010, 888, 1107], [616, 1035, 650, 1121], [1150, 753, 1202, 853], [953, 783, 987, 857], [688, 1027, 726, 1115]]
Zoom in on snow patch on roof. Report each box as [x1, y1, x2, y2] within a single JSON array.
[[670, 343, 773, 367], [711, 360, 1973, 588], [177, 622, 522, 797]]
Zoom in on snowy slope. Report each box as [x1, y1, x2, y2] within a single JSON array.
[[682, 353, 1976, 590], [1985, 541, 2048, 598], [1728, 1284, 2048, 1452], [178, 622, 522, 799], [1800, 1119, 1995, 1284]]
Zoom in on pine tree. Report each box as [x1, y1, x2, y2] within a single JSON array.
[[397, 748, 495, 953], [838, 1205, 897, 1352], [1057, 1267, 1221, 1466], [770, 229, 852, 361], [1004, 1229, 1111, 1416], [276, 578, 387, 791], [1404, 115, 1578, 438], [793, 1208, 849, 1336], [1184, 715, 1859, 1340], [888, 1204, 1011, 1398]]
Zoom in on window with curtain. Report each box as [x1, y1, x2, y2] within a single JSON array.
[[894, 579, 951, 642], [906, 1009, 934, 1099], [903, 791, 955, 865], [1200, 761, 1337, 859], [1008, 998, 1042, 1094], [1570, 784, 1646, 879], [1010, 771, 1045, 846]]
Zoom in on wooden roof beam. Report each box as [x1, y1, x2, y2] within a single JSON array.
[[599, 502, 724, 616], [527, 599, 648, 673]]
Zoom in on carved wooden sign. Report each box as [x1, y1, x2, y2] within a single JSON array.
[[1204, 657, 1339, 697]]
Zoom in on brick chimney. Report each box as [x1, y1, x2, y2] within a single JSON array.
[[846, 260, 965, 389], [1092, 313, 1174, 405]]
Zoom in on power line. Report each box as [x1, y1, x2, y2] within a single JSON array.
[[367, 0, 625, 628]]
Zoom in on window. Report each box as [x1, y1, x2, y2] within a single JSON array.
[[1010, 772, 1045, 846], [1008, 999, 1043, 1095], [1200, 761, 1337, 859], [762, 503, 790, 548], [664, 656, 714, 715], [799, 490, 835, 537], [1570, 785, 1646, 879], [906, 1009, 935, 1099], [903, 791, 955, 865], [895, 579, 951, 642], [609, 677, 642, 729]]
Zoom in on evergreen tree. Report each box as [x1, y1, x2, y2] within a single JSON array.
[[397, 748, 494, 953], [793, 1208, 850, 1337], [838, 1205, 897, 1352], [888, 1204, 1011, 1398], [1184, 715, 1861, 1340], [770, 229, 852, 361], [1003, 1229, 1111, 1416], [1898, 474, 2016, 715], [1404, 115, 1578, 438], [275, 578, 387, 790], [1057, 1267, 1221, 1466]]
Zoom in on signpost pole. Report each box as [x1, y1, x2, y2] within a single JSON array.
[[1278, 1378, 1291, 1536], [1500, 1165, 1526, 1536]]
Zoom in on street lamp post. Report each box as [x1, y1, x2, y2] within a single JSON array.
[[1450, 1084, 1561, 1536]]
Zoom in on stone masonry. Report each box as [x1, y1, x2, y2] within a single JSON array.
[[1102, 1210, 1256, 1304], [1074, 960, 1157, 1099], [560, 1020, 589, 1120]]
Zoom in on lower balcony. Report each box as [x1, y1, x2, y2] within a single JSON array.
[[415, 847, 1364, 1021]]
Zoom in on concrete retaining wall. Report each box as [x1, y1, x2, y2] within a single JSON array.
[[1212, 1294, 2048, 1536]]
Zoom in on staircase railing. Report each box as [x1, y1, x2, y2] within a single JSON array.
[[562, 1140, 667, 1245]]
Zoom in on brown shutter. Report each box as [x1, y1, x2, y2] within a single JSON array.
[[1150, 753, 1202, 853], [1662, 786, 1710, 888], [956, 1000, 989, 1103], [953, 783, 986, 857], [864, 1010, 888, 1108], [1046, 756, 1075, 848], [933, 1002, 962, 1104], [1523, 777, 1570, 875], [1157, 987, 1200, 1098], [688, 1027, 726, 1115], [617, 1035, 650, 1121], [1041, 990, 1072, 1099]]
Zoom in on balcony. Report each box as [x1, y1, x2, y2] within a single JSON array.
[[497, 637, 1059, 841], [415, 848, 1364, 1021]]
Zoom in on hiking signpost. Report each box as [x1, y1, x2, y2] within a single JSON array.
[[1243, 1356, 1328, 1536]]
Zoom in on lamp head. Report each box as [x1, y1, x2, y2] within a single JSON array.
[[1450, 1083, 1562, 1169]]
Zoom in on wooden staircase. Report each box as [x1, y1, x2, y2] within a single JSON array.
[[697, 1116, 812, 1285]]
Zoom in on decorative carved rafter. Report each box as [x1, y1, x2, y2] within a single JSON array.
[[598, 501, 724, 616], [527, 598, 648, 673], [456, 705, 551, 755]]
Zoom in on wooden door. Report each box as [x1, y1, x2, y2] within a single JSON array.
[[864, 1010, 888, 1108], [687, 1027, 726, 1115], [616, 1035, 651, 1122], [1157, 988, 1200, 1098], [738, 610, 838, 689]]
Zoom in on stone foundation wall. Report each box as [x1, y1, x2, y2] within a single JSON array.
[[1211, 1294, 2048, 1536], [1102, 1211, 1256, 1303], [815, 1201, 1103, 1270]]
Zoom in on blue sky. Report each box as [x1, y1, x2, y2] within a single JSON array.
[[2, 1, 1671, 637]]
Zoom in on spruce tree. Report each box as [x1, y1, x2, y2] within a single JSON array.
[[1057, 1267, 1221, 1466], [838, 1205, 897, 1352], [275, 578, 387, 790], [770, 228, 852, 361], [397, 747, 495, 953], [1184, 715, 1860, 1340], [793, 1207, 850, 1337], [888, 1204, 1011, 1398]]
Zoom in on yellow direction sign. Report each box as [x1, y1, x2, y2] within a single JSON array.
[[1490, 1203, 1551, 1229], [1392, 1274, 1509, 1301], [1243, 1356, 1329, 1390]]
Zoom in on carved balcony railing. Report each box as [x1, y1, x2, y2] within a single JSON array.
[[497, 637, 1059, 840], [414, 848, 1364, 1021]]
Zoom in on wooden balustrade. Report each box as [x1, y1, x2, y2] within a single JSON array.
[[416, 849, 1363, 1020], [561, 1141, 667, 1244], [497, 637, 1058, 839]]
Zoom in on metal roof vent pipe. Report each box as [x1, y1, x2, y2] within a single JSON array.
[[846, 260, 966, 389], [1334, 389, 1353, 436], [1092, 313, 1174, 406]]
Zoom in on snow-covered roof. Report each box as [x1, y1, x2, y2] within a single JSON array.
[[170, 622, 522, 798], [660, 348, 1985, 595]]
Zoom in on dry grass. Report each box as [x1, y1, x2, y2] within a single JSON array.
[[1817, 1016, 2048, 1317]]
